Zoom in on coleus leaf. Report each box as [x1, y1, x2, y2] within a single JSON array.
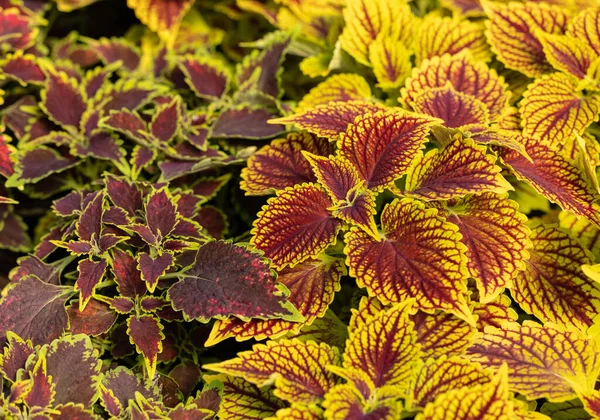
[[402, 53, 510, 119], [0, 51, 45, 85], [559, 211, 600, 260], [75, 259, 107, 311], [442, 193, 530, 303], [267, 404, 323, 420], [472, 294, 518, 332], [416, 365, 513, 420], [414, 15, 490, 65], [41, 334, 102, 406], [338, 110, 439, 191], [111, 248, 147, 298], [345, 197, 473, 323], [211, 106, 286, 139], [297, 73, 372, 111], [66, 298, 117, 336], [205, 257, 345, 345], [100, 366, 157, 417], [100, 108, 149, 145], [168, 241, 302, 322], [406, 356, 492, 410], [468, 321, 600, 401], [215, 375, 286, 420], [404, 137, 512, 201], [7, 146, 78, 186], [241, 132, 333, 195], [91, 37, 141, 71], [0, 7, 38, 51], [512, 223, 599, 331], [538, 33, 597, 80], [25, 356, 54, 409], [482, 1, 568, 77], [178, 55, 229, 100], [410, 85, 490, 129], [340, 299, 420, 395], [520, 73, 600, 145], [251, 183, 343, 269], [138, 252, 174, 292], [322, 382, 402, 419], [126, 0, 195, 42], [204, 339, 341, 404], [143, 187, 178, 242], [0, 133, 14, 177], [271, 101, 386, 139], [40, 69, 86, 131], [0, 332, 34, 382], [127, 315, 164, 379], [0, 276, 71, 348], [368, 34, 412, 89], [569, 9, 600, 57], [412, 310, 476, 358], [149, 96, 181, 145], [287, 309, 349, 350], [501, 136, 600, 227], [0, 213, 30, 252]]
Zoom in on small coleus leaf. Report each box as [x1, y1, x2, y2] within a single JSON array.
[[204, 339, 341, 404], [414, 15, 490, 65], [404, 137, 512, 201], [416, 364, 513, 420], [251, 183, 343, 269], [100, 108, 149, 145], [75, 259, 107, 311], [339, 0, 415, 66], [271, 101, 386, 139], [472, 294, 518, 332], [0, 213, 31, 252], [149, 96, 181, 145], [25, 356, 55, 409], [442, 193, 530, 303], [179, 55, 229, 100], [215, 375, 286, 419], [402, 53, 510, 119], [206, 256, 345, 345], [538, 33, 597, 80], [468, 321, 600, 401], [0, 332, 34, 382], [0, 51, 45, 85], [138, 252, 174, 292], [368, 34, 412, 89], [338, 110, 439, 191], [412, 310, 476, 358], [297, 73, 372, 111], [406, 356, 493, 410], [340, 299, 420, 395], [512, 223, 599, 331], [91, 37, 141, 71], [76, 190, 103, 242], [144, 187, 178, 242], [211, 106, 285, 139], [322, 382, 402, 420], [127, 314, 164, 379], [0, 8, 38, 51], [111, 248, 147, 298], [410, 85, 490, 129], [501, 136, 600, 227], [40, 68, 86, 131], [345, 197, 473, 323], [7, 146, 78, 186], [559, 211, 600, 260], [520, 73, 600, 145], [0, 133, 14, 177], [485, 0, 570, 76], [241, 132, 333, 196], [569, 9, 600, 57], [104, 174, 143, 218], [100, 366, 157, 417], [0, 276, 71, 348], [66, 298, 117, 336], [168, 241, 302, 322], [126, 0, 195, 42]]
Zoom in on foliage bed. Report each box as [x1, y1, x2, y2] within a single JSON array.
[[2, 0, 600, 418]]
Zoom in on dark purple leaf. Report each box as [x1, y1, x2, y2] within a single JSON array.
[[110, 297, 135, 314], [179, 56, 229, 100], [0, 52, 44, 85], [93, 37, 141, 71], [138, 252, 174, 292], [146, 188, 178, 239], [75, 259, 107, 310], [0, 213, 30, 252], [111, 248, 146, 298], [41, 70, 86, 128], [13, 146, 78, 183], [195, 206, 227, 239], [127, 315, 164, 377], [0, 332, 34, 382], [25, 358, 54, 409], [150, 97, 180, 144], [52, 191, 85, 217], [9, 255, 62, 285], [211, 107, 285, 139], [76, 191, 103, 242]]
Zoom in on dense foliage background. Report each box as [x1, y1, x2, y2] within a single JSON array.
[[2, 0, 600, 418]]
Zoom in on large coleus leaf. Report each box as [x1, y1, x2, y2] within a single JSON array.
[[204, 339, 341, 404], [414, 15, 490, 65], [0, 51, 45, 85], [178, 55, 229, 100], [213, 375, 285, 419], [520, 73, 600, 145], [512, 223, 599, 331], [483, 1, 569, 77], [416, 365, 513, 420], [538, 33, 598, 81], [126, 0, 195, 42], [338, 110, 439, 191], [339, 0, 415, 66], [251, 183, 343, 269], [40, 69, 87, 132], [441, 193, 530, 303], [468, 321, 600, 401], [368, 34, 412, 90], [240, 132, 333, 195], [339, 300, 420, 397], [297, 73, 372, 111], [501, 136, 600, 227], [345, 197, 473, 323], [0, 276, 71, 348], [168, 241, 302, 322], [206, 257, 345, 345], [271, 101, 386, 139], [402, 53, 510, 119], [569, 9, 600, 57], [404, 137, 512, 201], [412, 310, 476, 358]]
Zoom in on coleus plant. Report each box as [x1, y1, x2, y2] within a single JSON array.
[[3, 0, 600, 418]]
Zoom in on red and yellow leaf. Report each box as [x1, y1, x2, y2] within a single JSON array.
[[178, 55, 229, 100], [512, 223, 599, 331], [412, 310, 476, 358], [483, 1, 569, 77], [204, 339, 341, 404], [443, 193, 530, 303], [369, 34, 412, 89], [559, 211, 600, 260], [404, 137, 512, 201], [468, 321, 600, 401], [271, 101, 385, 139], [402, 53, 510, 119], [415, 16, 490, 65], [215, 375, 285, 420], [251, 183, 343, 269], [241, 133, 333, 196], [40, 69, 86, 131], [266, 404, 323, 420], [569, 9, 600, 57], [539, 33, 597, 80], [127, 314, 164, 378], [297, 74, 372, 111], [345, 197, 473, 323], [339, 110, 439, 191], [472, 294, 519, 332], [520, 73, 600, 145], [322, 383, 402, 420], [126, 0, 194, 43]]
